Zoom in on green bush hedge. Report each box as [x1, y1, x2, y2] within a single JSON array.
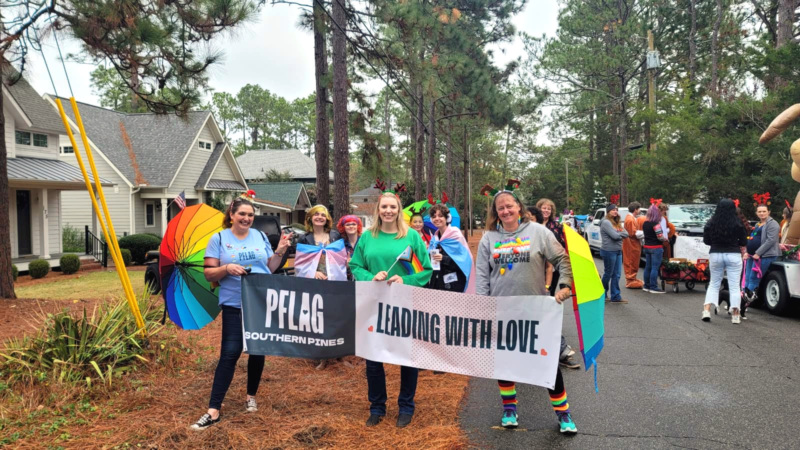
[[120, 248, 132, 266], [60, 254, 81, 274], [29, 259, 50, 279], [118, 234, 161, 265], [62, 223, 84, 253], [11, 264, 18, 281]]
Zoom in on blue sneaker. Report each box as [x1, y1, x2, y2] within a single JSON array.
[[501, 410, 518, 428], [557, 412, 577, 434]]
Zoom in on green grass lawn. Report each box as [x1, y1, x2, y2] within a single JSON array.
[[15, 270, 148, 301]]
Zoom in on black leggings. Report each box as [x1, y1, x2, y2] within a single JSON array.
[[208, 306, 265, 410]]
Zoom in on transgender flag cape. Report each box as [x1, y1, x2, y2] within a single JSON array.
[[429, 226, 476, 294], [294, 239, 349, 281]]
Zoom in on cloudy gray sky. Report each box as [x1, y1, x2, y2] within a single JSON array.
[[26, 1, 558, 109]]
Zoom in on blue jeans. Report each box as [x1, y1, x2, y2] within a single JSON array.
[[705, 253, 742, 310], [745, 256, 776, 292], [366, 360, 418, 416], [209, 306, 265, 410], [600, 249, 623, 301], [643, 247, 664, 291]]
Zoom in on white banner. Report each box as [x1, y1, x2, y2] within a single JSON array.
[[354, 281, 563, 389], [674, 236, 710, 261]]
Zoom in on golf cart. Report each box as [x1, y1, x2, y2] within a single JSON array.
[[758, 255, 800, 316]]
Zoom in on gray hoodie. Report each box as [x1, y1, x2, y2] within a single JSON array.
[[476, 221, 572, 297], [600, 218, 629, 252], [756, 217, 781, 258]]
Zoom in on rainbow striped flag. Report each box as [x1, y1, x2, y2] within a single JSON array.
[[397, 245, 424, 275]]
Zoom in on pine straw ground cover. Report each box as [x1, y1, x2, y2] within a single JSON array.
[[0, 312, 470, 448]]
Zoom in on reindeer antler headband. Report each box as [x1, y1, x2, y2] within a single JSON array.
[[374, 179, 407, 198], [753, 192, 771, 206], [480, 179, 521, 199]]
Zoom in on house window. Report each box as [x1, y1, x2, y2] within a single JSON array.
[[198, 140, 213, 151], [33, 134, 48, 147], [60, 146, 74, 154], [15, 131, 31, 146], [363, 198, 368, 202], [145, 202, 155, 227]]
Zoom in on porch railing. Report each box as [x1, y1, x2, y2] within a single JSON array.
[[85, 225, 108, 267]]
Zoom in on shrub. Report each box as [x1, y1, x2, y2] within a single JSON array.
[[120, 248, 132, 266], [0, 293, 166, 387], [28, 259, 50, 279], [11, 264, 18, 281], [118, 234, 161, 265], [62, 223, 84, 253], [60, 254, 81, 274]]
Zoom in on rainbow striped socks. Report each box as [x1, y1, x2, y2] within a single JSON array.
[[498, 381, 517, 411], [550, 391, 569, 413]]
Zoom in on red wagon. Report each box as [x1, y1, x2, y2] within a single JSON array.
[[660, 259, 709, 293]]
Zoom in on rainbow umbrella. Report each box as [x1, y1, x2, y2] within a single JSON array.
[[159, 204, 224, 330], [562, 223, 605, 390]]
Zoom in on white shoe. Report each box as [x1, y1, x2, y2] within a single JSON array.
[[642, 287, 650, 293], [702, 310, 711, 322], [732, 314, 741, 324]]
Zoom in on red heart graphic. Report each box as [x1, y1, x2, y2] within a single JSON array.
[[368, 326, 374, 332], [540, 348, 548, 356]]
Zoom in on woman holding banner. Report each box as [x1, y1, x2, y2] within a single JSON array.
[[476, 184, 578, 435], [191, 194, 293, 430], [349, 185, 433, 428]]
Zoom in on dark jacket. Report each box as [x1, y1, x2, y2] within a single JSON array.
[[427, 242, 467, 292], [298, 230, 341, 246], [703, 222, 747, 254]]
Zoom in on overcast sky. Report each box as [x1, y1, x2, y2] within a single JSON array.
[[26, 1, 559, 110]]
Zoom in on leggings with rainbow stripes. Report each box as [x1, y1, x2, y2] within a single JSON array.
[[498, 367, 568, 416]]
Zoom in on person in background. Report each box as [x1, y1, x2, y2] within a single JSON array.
[[743, 203, 781, 304], [737, 205, 753, 235], [409, 211, 432, 246], [427, 203, 472, 293], [701, 199, 747, 323], [477, 190, 578, 434], [623, 201, 644, 289], [781, 204, 793, 244], [337, 215, 363, 261], [536, 198, 564, 296], [642, 205, 668, 294], [527, 205, 579, 370], [658, 203, 676, 259], [297, 205, 341, 370], [599, 204, 629, 303], [349, 191, 433, 429], [191, 195, 293, 430]]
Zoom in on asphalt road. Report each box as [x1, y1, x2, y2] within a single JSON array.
[[459, 258, 800, 449]]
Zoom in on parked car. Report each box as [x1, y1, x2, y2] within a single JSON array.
[[668, 204, 716, 236], [585, 207, 645, 251], [144, 215, 293, 295]]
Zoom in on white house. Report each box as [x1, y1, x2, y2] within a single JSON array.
[[49, 98, 248, 237], [4, 75, 112, 266]]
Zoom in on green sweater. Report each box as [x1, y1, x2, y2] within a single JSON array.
[[350, 229, 433, 287]]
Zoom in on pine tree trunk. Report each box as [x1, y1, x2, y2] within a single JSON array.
[[446, 118, 453, 197], [711, 0, 722, 103], [777, 0, 794, 47], [0, 81, 17, 299], [415, 81, 425, 198], [462, 125, 469, 231], [313, 1, 330, 207], [426, 98, 435, 194], [688, 0, 697, 88], [384, 94, 391, 177], [619, 80, 629, 206], [332, 0, 349, 218]]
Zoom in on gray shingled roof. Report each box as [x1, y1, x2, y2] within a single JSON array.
[[8, 156, 113, 186], [56, 98, 210, 187], [4, 75, 64, 133], [236, 149, 333, 181], [351, 180, 399, 197]]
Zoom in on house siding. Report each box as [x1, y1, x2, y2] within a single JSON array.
[[135, 195, 165, 236], [48, 191, 62, 253], [210, 154, 238, 181], [4, 113, 14, 158], [14, 131, 59, 159], [169, 124, 216, 196], [8, 190, 18, 258]]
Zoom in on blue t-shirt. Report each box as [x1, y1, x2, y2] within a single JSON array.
[[205, 228, 274, 308]]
